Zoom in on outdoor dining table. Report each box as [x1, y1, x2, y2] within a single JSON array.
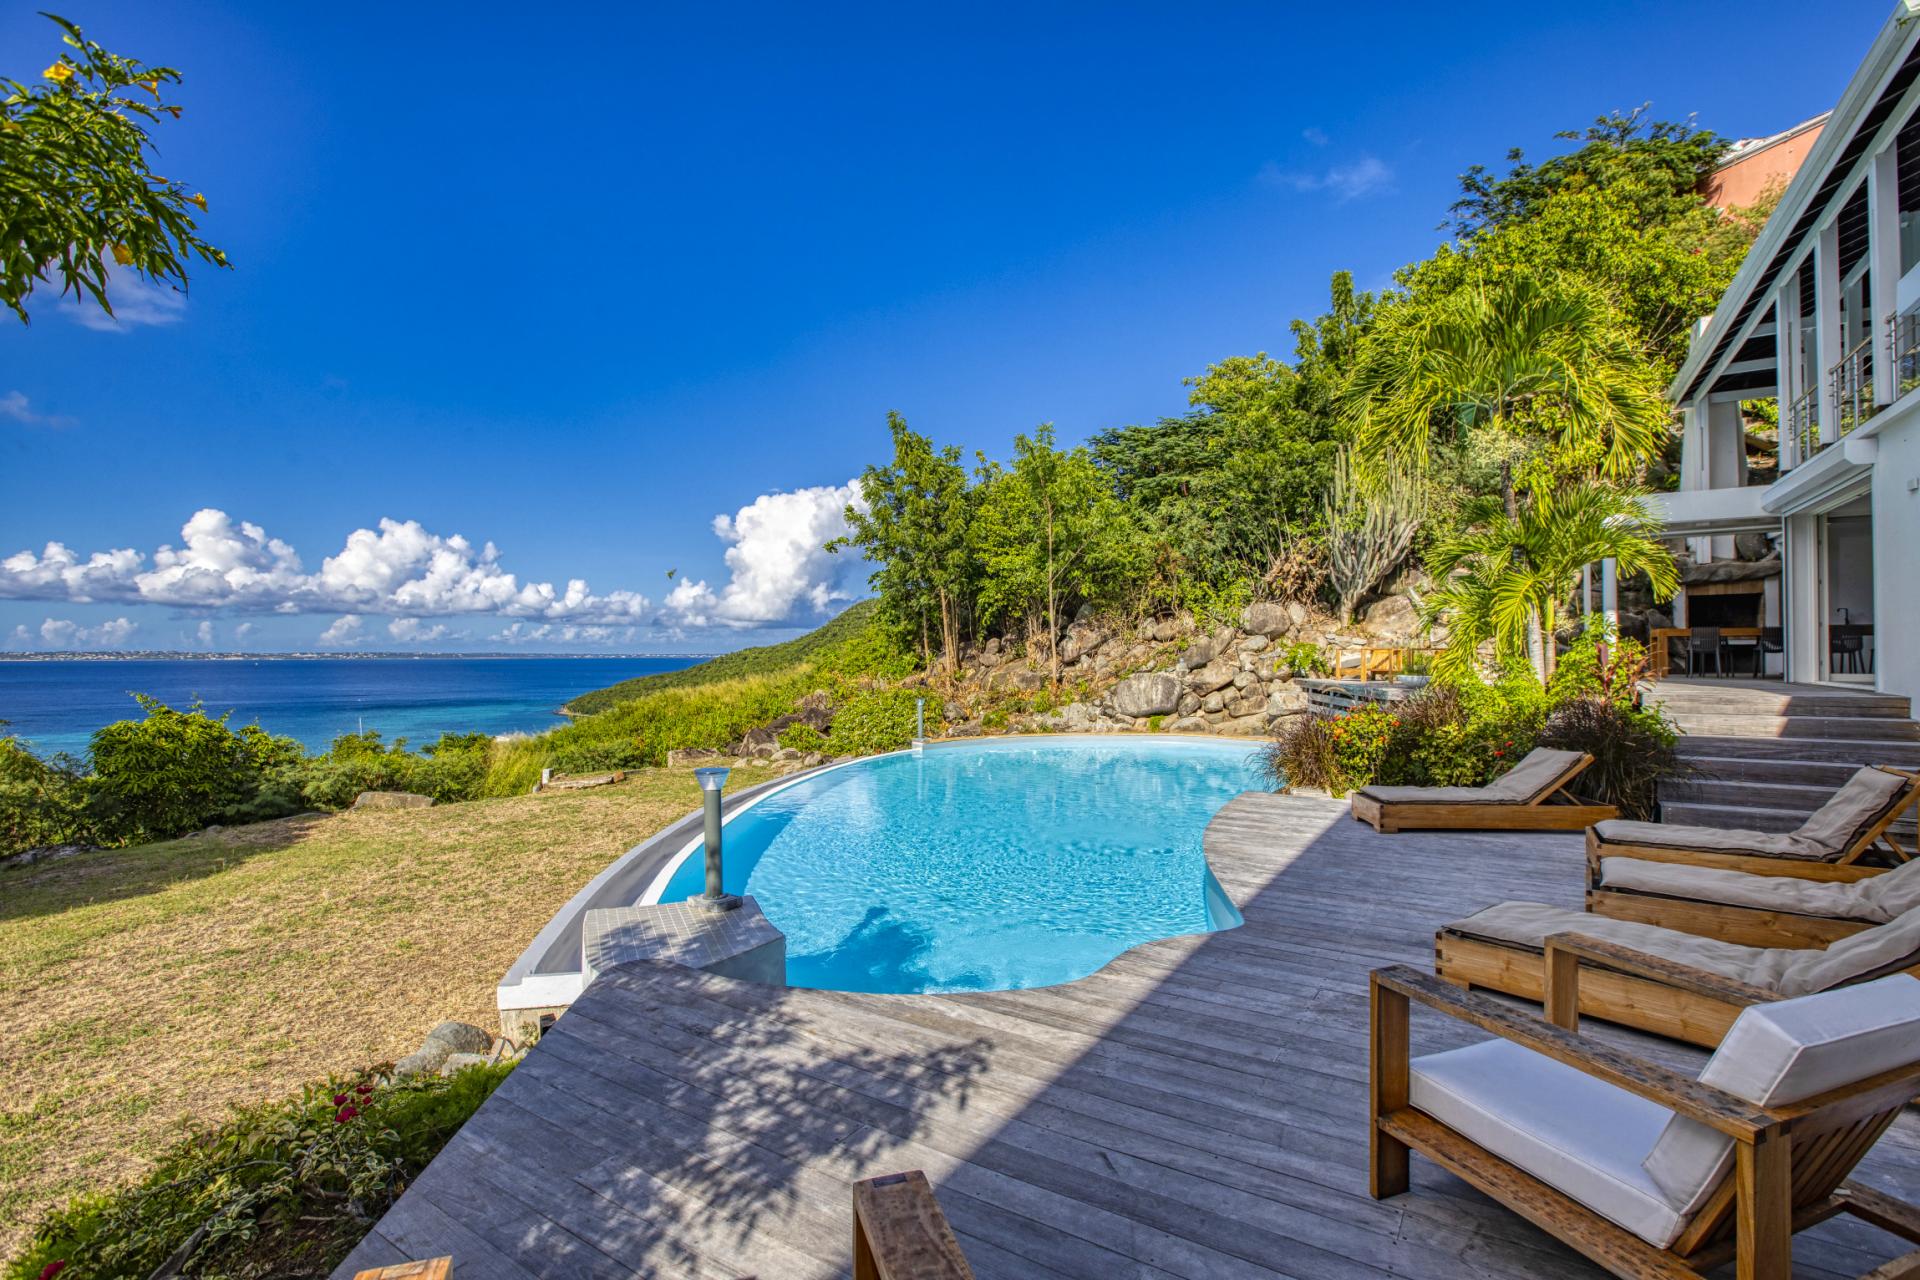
[[1649, 626, 1763, 677]]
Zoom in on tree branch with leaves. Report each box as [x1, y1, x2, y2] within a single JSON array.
[[2, 13, 227, 323]]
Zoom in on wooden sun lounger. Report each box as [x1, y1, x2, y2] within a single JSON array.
[[1585, 879, 1879, 949], [1350, 750, 1618, 833], [1371, 965, 1920, 1280], [1435, 918, 1920, 1048], [1584, 766, 1920, 877]]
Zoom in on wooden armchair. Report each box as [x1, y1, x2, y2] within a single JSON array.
[[1370, 964, 1920, 1280]]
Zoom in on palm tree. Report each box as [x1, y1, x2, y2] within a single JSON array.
[[1344, 272, 1669, 511], [1421, 483, 1678, 681]]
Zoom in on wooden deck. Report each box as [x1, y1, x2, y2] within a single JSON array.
[[334, 793, 1920, 1279]]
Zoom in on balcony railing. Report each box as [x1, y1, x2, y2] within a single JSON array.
[[1786, 386, 1819, 464], [1829, 337, 1878, 441], [1892, 303, 1920, 404]]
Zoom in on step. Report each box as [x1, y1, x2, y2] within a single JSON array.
[[1646, 688, 1912, 718], [1660, 777, 1848, 810], [1673, 736, 1920, 765], [1664, 713, 1920, 741], [1673, 754, 1907, 786]]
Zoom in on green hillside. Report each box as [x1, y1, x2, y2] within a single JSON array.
[[563, 600, 883, 715]]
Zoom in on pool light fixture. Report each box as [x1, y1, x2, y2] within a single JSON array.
[[692, 766, 741, 912]]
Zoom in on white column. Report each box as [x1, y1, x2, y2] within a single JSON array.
[[1580, 563, 1592, 620], [1870, 148, 1901, 406], [1784, 512, 1822, 682], [1707, 399, 1745, 561], [1775, 283, 1799, 469], [1601, 558, 1618, 633], [1815, 221, 1842, 443]]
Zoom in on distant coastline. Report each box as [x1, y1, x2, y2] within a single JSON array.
[[0, 650, 720, 663]]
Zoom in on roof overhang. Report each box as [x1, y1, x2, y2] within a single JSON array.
[[1645, 486, 1778, 537], [1667, 1, 1920, 406]]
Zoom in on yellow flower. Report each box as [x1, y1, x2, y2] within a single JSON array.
[[111, 244, 134, 266], [43, 63, 73, 83], [189, 193, 208, 211]]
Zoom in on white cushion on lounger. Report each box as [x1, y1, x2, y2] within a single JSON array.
[[1599, 856, 1920, 925], [1593, 767, 1912, 861], [1448, 900, 1920, 996], [1409, 1039, 1691, 1247], [1641, 976, 1920, 1213], [1357, 747, 1586, 806]]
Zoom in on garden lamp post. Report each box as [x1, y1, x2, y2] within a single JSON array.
[[692, 766, 740, 912]]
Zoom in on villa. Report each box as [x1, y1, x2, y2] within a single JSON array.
[[1650, 0, 1920, 702]]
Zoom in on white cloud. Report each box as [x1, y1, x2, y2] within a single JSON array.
[[235, 622, 255, 641], [54, 260, 189, 332], [387, 617, 450, 644], [318, 615, 364, 647], [1259, 154, 1394, 201], [1301, 126, 1330, 147], [662, 481, 864, 627], [0, 391, 75, 428], [195, 620, 215, 648], [1, 483, 871, 639], [24, 616, 137, 649]]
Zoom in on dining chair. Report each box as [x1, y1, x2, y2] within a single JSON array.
[[1682, 626, 1723, 676]]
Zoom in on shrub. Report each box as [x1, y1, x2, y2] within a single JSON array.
[[0, 734, 92, 855], [1262, 705, 1397, 797], [1281, 641, 1330, 677], [87, 697, 306, 844], [776, 722, 827, 754], [1538, 695, 1683, 820], [826, 688, 937, 756], [8, 1061, 513, 1280]]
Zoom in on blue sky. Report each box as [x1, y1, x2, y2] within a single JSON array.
[[0, 0, 1890, 653]]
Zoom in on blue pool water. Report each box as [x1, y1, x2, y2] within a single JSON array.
[[655, 737, 1259, 994]]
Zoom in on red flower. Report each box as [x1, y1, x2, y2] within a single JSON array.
[[1493, 749, 1504, 757], [39, 1263, 67, 1280], [332, 1093, 348, 1106], [335, 1105, 360, 1123], [355, 1083, 374, 1095]]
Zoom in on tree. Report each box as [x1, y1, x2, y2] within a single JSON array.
[[1421, 483, 1678, 681], [1344, 271, 1670, 510], [2, 14, 226, 323], [833, 413, 975, 671], [1322, 449, 1421, 622], [1447, 107, 1728, 240], [971, 426, 1141, 684]]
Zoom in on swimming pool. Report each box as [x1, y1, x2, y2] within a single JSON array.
[[647, 736, 1258, 994]]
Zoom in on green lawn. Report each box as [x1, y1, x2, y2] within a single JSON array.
[[0, 764, 788, 1264]]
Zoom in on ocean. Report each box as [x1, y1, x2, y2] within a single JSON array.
[[0, 656, 703, 758]]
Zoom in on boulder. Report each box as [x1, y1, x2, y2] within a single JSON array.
[[1010, 669, 1049, 691], [1360, 594, 1420, 638], [1265, 685, 1309, 718], [773, 746, 804, 762], [1181, 635, 1220, 667], [1226, 691, 1267, 718], [1169, 715, 1211, 734], [1176, 692, 1201, 716], [1237, 635, 1270, 655], [438, 1052, 493, 1077], [395, 1045, 450, 1077], [351, 790, 432, 811], [1110, 672, 1182, 718], [1219, 713, 1269, 736], [1151, 615, 1191, 643], [1232, 671, 1256, 689], [665, 747, 724, 768], [1187, 661, 1238, 695], [1058, 626, 1107, 664], [1201, 691, 1227, 714], [1286, 601, 1311, 631], [1734, 530, 1775, 561], [425, 1021, 494, 1055], [1242, 601, 1291, 637], [739, 726, 778, 750], [946, 721, 985, 738], [1057, 702, 1102, 731], [797, 689, 833, 714]]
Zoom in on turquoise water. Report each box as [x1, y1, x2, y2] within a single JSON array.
[[0, 656, 701, 756], [657, 737, 1258, 994]]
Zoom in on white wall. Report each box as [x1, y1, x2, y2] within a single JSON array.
[[1873, 413, 1920, 702]]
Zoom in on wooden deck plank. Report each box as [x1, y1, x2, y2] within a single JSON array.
[[334, 790, 1920, 1279]]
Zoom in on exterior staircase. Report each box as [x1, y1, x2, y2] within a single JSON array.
[[1647, 680, 1920, 833]]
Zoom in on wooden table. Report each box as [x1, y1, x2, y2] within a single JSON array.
[[1333, 645, 1440, 681], [1650, 626, 1763, 676]]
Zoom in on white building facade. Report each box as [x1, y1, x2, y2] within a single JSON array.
[[1660, 0, 1920, 702]]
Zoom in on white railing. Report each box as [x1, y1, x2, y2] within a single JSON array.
[[1828, 337, 1877, 442]]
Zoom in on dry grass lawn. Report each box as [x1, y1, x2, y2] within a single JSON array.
[[0, 764, 789, 1264]]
